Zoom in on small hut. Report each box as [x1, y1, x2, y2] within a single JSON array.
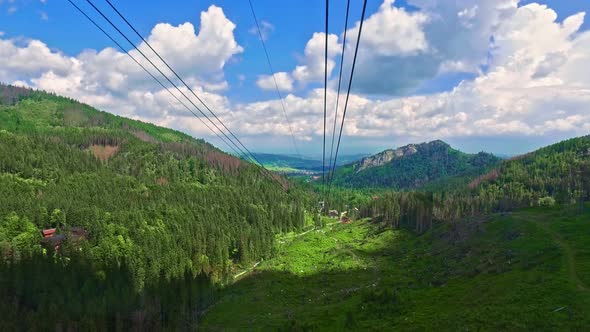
[[40, 227, 88, 251], [42, 228, 56, 238]]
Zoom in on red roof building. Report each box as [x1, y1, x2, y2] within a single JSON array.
[[42, 228, 56, 238]]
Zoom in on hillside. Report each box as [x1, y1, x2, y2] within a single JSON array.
[[363, 135, 590, 237], [330, 140, 500, 190], [202, 205, 590, 330], [0, 84, 308, 330], [465, 135, 590, 208]]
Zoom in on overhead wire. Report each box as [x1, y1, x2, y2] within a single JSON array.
[[82, 0, 254, 164], [66, 0, 244, 159], [322, 0, 329, 195], [246, 0, 302, 159], [69, 0, 283, 186], [101, 0, 267, 168], [328, 0, 368, 189], [327, 0, 350, 183]]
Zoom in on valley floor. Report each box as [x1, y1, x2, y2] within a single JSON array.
[[201, 205, 590, 331]]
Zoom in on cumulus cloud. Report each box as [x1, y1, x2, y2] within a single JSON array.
[[1, 1, 589, 155], [0, 5, 242, 138], [138, 5, 243, 80], [256, 72, 293, 92], [292, 32, 340, 84], [348, 0, 519, 95], [0, 39, 75, 81], [242, 1, 590, 149], [255, 32, 341, 92]]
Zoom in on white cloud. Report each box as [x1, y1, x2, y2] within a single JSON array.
[[291, 32, 340, 84], [349, 0, 518, 95], [240, 1, 590, 147], [353, 0, 429, 57], [139, 5, 243, 79], [0, 5, 242, 138], [0, 39, 75, 81], [1, 1, 589, 156], [256, 72, 293, 92], [254, 31, 341, 92]]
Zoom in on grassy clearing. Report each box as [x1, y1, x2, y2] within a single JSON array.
[[201, 205, 590, 331]]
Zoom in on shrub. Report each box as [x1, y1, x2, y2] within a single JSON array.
[[538, 196, 556, 207]]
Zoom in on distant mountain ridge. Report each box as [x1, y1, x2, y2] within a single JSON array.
[[254, 152, 370, 175], [331, 140, 501, 189]]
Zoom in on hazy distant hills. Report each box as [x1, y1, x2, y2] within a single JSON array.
[[254, 153, 369, 175]]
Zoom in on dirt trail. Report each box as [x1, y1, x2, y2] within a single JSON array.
[[233, 260, 261, 279], [515, 213, 589, 292]]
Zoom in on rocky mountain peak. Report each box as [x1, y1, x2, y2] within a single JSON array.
[[353, 140, 453, 173]]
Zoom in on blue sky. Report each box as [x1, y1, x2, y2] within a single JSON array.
[[0, 0, 372, 102], [1, 0, 589, 156]]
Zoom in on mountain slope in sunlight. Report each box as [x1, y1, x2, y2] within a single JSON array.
[[202, 205, 590, 331]]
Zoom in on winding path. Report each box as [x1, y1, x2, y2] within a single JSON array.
[[515, 213, 589, 292]]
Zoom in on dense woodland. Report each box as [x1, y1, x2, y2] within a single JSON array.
[[0, 84, 309, 330]]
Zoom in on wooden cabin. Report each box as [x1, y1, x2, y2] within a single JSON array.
[[40, 227, 88, 251]]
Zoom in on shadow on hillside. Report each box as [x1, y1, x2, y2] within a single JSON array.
[[203, 208, 590, 331], [0, 254, 217, 331], [2, 205, 589, 331]]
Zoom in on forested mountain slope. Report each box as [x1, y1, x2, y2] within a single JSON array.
[[365, 135, 590, 234], [0, 84, 308, 330], [331, 140, 500, 189], [469, 135, 590, 207]]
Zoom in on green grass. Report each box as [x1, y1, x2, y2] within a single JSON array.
[[201, 205, 590, 331]]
